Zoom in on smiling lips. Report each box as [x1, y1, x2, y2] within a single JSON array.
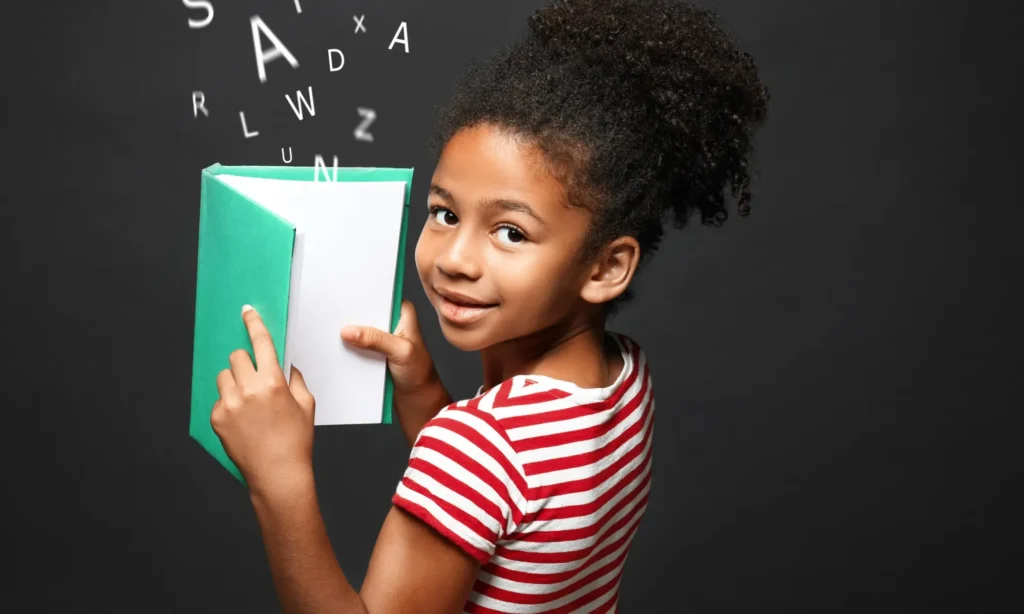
[[434, 287, 497, 325]]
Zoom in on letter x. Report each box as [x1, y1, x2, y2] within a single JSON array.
[[353, 15, 366, 34]]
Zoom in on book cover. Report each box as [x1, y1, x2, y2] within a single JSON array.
[[189, 163, 414, 482]]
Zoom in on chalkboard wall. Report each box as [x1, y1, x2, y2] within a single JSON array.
[[5, 0, 1017, 611]]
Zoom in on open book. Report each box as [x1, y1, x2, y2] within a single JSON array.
[[189, 163, 414, 481]]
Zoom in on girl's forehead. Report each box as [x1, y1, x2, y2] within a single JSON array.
[[433, 125, 569, 211]]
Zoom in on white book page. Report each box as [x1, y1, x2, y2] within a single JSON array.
[[216, 174, 407, 425]]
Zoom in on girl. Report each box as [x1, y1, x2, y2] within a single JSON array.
[[210, 0, 769, 612]]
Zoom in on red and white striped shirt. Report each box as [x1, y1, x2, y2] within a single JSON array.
[[392, 333, 654, 613]]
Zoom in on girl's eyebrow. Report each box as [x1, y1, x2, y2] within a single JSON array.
[[429, 184, 453, 201], [483, 198, 546, 226], [430, 184, 546, 226]]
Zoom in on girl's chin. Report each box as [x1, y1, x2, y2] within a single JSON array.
[[436, 319, 494, 352]]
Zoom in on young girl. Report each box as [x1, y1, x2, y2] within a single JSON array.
[[210, 0, 769, 611]]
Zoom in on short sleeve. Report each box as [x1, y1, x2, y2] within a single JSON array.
[[392, 404, 529, 564]]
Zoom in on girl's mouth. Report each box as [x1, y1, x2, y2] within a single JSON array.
[[434, 291, 497, 326]]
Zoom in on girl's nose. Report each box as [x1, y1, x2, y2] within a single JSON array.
[[435, 231, 483, 280]]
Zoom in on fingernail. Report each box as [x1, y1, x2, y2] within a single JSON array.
[[242, 304, 254, 314]]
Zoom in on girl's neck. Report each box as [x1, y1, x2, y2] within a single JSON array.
[[479, 312, 622, 393]]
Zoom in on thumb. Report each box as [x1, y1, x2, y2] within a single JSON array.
[[289, 366, 315, 416], [340, 323, 415, 366], [392, 300, 423, 342]]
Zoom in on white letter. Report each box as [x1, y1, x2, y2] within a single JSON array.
[[313, 155, 338, 182], [285, 87, 315, 120], [282, 147, 293, 163], [353, 15, 366, 34], [183, 0, 213, 29], [192, 91, 208, 117], [388, 22, 409, 53], [354, 107, 376, 142], [293, 0, 302, 13], [328, 49, 345, 72], [250, 15, 300, 84], [239, 111, 259, 138]]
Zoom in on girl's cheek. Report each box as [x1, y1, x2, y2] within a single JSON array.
[[413, 232, 432, 277], [502, 256, 549, 300]]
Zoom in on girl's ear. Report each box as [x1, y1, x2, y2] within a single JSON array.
[[579, 236, 641, 305]]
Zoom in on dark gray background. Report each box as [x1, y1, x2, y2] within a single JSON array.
[[4, 0, 1019, 611]]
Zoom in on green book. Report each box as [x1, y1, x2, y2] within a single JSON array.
[[189, 163, 414, 482]]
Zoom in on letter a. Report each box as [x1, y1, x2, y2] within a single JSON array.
[[251, 15, 300, 83], [388, 22, 409, 53]]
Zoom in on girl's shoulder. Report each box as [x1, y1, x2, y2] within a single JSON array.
[[459, 331, 648, 414]]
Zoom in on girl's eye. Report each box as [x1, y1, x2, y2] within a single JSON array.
[[496, 225, 527, 245], [430, 206, 458, 227]]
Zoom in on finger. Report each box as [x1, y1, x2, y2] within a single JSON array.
[[216, 368, 237, 400], [340, 325, 414, 365], [289, 366, 316, 416], [210, 399, 224, 431], [393, 300, 423, 341], [241, 305, 280, 373], [228, 348, 254, 380]]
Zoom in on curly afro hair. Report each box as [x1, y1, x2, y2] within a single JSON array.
[[430, 0, 770, 314]]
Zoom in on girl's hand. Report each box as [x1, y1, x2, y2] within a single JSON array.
[[340, 300, 452, 445], [341, 300, 436, 393], [212, 305, 317, 499]]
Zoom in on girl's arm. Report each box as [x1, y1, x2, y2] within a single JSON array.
[[219, 307, 487, 613], [250, 471, 479, 614], [393, 371, 453, 447]]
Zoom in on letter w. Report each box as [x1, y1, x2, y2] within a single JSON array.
[[285, 86, 315, 120]]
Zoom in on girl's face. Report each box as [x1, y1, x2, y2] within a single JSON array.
[[414, 124, 596, 352]]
